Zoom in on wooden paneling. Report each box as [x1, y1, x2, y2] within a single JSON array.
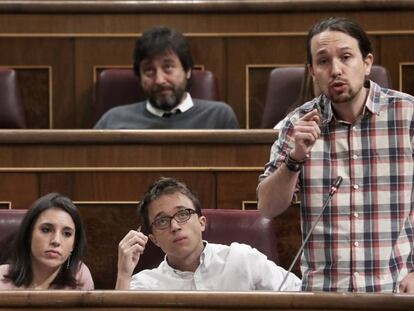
[[189, 37, 227, 100], [378, 36, 414, 92], [0, 130, 276, 210], [216, 172, 260, 210], [77, 202, 139, 290], [39, 172, 216, 208], [400, 63, 414, 95], [227, 36, 306, 127], [0, 130, 275, 167], [0, 202, 11, 209], [0, 38, 74, 128], [0, 173, 38, 209], [17, 68, 51, 128], [0, 290, 413, 310], [273, 203, 302, 277]]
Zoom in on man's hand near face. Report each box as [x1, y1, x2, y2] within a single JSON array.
[[290, 109, 321, 162], [115, 229, 148, 289]]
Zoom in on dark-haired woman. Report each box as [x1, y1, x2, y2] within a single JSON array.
[[0, 193, 94, 289]]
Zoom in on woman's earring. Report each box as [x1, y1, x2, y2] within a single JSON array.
[[66, 254, 71, 269]]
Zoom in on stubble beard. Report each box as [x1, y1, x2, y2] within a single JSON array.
[[149, 82, 187, 111]]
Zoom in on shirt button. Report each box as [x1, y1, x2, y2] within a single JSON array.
[[354, 272, 359, 276], [353, 184, 359, 190], [354, 241, 359, 247], [354, 212, 359, 218], [352, 154, 358, 160]]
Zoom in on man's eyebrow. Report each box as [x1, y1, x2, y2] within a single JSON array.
[[152, 205, 188, 219], [337, 46, 353, 52], [162, 58, 176, 64], [315, 47, 329, 55], [140, 59, 154, 67], [316, 45, 353, 55], [153, 212, 166, 219]]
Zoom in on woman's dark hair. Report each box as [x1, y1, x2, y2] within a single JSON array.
[[133, 26, 194, 78], [138, 177, 202, 233], [306, 17, 372, 65], [4, 193, 87, 289]]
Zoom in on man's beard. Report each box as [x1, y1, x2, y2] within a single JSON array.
[[328, 86, 360, 105], [148, 83, 186, 111]]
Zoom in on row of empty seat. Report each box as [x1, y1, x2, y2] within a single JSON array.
[[1, 66, 391, 129]]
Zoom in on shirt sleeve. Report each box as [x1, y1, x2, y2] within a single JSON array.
[[233, 243, 302, 291], [258, 116, 297, 181], [256, 252, 302, 291], [76, 262, 95, 290]]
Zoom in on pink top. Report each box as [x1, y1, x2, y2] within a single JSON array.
[[0, 263, 94, 290]]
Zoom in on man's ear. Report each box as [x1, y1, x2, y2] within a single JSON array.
[[364, 53, 374, 76], [199, 215, 206, 232], [149, 234, 159, 247], [186, 68, 192, 80]]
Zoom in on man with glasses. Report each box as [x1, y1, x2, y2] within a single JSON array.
[[115, 177, 301, 290]]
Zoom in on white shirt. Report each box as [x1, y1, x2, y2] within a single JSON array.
[[146, 92, 194, 117], [130, 242, 301, 291]]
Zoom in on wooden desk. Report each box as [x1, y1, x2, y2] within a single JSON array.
[[0, 129, 276, 209], [0, 291, 412, 310]]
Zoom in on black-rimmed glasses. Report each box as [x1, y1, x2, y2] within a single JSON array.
[[150, 208, 197, 230]]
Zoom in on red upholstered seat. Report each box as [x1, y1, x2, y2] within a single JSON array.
[[261, 65, 392, 128], [93, 68, 219, 124], [0, 209, 26, 263], [0, 68, 26, 128]]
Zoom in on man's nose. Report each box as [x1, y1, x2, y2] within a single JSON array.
[[331, 58, 343, 77], [169, 218, 181, 232], [154, 69, 167, 84]]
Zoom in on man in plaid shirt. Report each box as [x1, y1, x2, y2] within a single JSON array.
[[258, 17, 414, 292]]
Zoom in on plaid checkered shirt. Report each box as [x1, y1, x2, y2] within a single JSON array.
[[259, 81, 414, 292]]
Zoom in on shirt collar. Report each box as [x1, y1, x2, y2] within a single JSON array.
[[365, 80, 385, 116], [164, 240, 209, 276], [146, 92, 194, 117]]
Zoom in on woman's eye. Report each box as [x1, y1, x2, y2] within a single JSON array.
[[63, 231, 73, 238], [41, 227, 51, 233]]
